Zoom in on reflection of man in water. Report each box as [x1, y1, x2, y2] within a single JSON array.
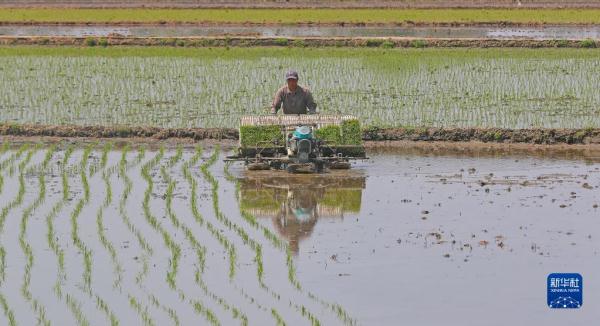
[[239, 174, 365, 255], [273, 187, 323, 254]]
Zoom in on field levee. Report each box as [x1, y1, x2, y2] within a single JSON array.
[[3, 123, 600, 145]]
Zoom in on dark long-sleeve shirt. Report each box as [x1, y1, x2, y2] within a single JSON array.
[[271, 85, 317, 114]]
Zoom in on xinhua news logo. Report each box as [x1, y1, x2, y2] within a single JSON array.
[[547, 273, 583, 309]]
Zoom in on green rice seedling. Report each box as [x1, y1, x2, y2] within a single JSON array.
[[66, 293, 90, 326], [69, 144, 95, 293], [272, 308, 286, 326], [0, 293, 16, 326], [147, 294, 179, 326], [97, 169, 124, 289], [62, 145, 75, 200], [0, 142, 10, 194], [0, 142, 8, 156], [6, 143, 30, 177], [95, 295, 119, 326], [118, 145, 153, 256], [0, 145, 34, 232], [192, 300, 221, 326], [90, 141, 112, 176], [0, 247, 4, 283], [168, 145, 183, 167], [132, 145, 146, 167], [128, 295, 154, 326]]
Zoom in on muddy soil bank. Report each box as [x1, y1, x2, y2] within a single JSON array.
[[3, 135, 600, 163], [0, 35, 597, 47], [3, 123, 600, 145], [362, 126, 600, 144], [0, 123, 238, 140]]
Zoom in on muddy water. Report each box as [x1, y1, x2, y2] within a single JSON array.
[[0, 143, 598, 325], [2, 24, 600, 40], [230, 148, 600, 325]]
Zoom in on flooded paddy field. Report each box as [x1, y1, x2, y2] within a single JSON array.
[[2, 47, 600, 130], [2, 24, 600, 40], [0, 141, 597, 325]]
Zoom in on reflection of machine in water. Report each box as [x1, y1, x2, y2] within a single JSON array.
[[238, 171, 366, 253]]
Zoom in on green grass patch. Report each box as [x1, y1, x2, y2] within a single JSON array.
[[3, 46, 600, 60], [0, 8, 599, 24]]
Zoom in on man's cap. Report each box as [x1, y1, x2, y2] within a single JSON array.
[[285, 70, 299, 80]]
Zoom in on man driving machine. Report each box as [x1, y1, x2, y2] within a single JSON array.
[[271, 70, 317, 115]]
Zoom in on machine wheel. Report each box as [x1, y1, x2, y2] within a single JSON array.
[[329, 161, 351, 169], [247, 162, 270, 170], [287, 163, 315, 174], [269, 161, 283, 170], [314, 160, 324, 173]]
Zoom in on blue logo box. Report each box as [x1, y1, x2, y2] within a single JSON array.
[[547, 273, 583, 309]]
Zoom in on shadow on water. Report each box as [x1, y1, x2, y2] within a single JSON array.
[[237, 171, 365, 254]]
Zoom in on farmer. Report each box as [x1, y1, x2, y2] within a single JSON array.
[[271, 70, 317, 115]]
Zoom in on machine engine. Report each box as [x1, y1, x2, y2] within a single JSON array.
[[287, 126, 316, 163]]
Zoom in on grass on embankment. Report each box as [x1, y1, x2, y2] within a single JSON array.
[[1, 45, 600, 58], [1, 8, 600, 25]]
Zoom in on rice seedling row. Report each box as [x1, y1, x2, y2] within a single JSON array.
[[18, 145, 55, 326], [0, 146, 38, 325]]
